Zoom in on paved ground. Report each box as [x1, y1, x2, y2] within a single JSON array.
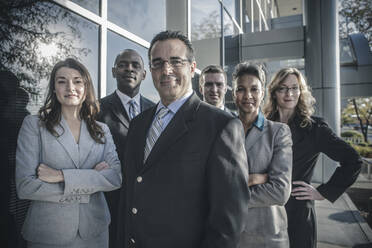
[[316, 172, 372, 248]]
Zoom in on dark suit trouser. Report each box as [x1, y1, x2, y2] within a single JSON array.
[[286, 198, 317, 248]]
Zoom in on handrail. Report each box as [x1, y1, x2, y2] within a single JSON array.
[[362, 158, 372, 180]]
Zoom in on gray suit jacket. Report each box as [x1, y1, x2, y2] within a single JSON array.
[[16, 115, 122, 245], [239, 118, 292, 247]]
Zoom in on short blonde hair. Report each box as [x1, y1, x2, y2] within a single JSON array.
[[263, 67, 316, 127]]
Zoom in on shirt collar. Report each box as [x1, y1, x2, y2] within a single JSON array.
[[156, 90, 193, 115], [253, 111, 265, 131], [116, 89, 140, 106]]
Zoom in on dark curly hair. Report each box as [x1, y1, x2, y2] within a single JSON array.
[[38, 58, 105, 144]]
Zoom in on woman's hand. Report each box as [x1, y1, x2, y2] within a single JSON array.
[[248, 173, 268, 186], [291, 181, 325, 200], [94, 161, 110, 171], [37, 163, 64, 183]]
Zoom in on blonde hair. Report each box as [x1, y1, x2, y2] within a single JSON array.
[[263, 67, 316, 127]]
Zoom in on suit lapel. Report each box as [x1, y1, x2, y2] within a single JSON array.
[[109, 93, 130, 129], [244, 119, 267, 152], [141, 93, 199, 173], [140, 95, 152, 112], [56, 117, 80, 168], [78, 120, 96, 167]]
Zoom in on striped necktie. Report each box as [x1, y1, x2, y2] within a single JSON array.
[[128, 99, 139, 120], [144, 107, 169, 162]]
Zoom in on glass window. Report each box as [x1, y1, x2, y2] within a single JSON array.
[[108, 0, 166, 42], [223, 0, 236, 18], [340, 38, 356, 65], [107, 30, 159, 102], [223, 11, 236, 36], [1, 1, 99, 113], [192, 0, 240, 40], [69, 0, 100, 15], [265, 58, 305, 85], [191, 0, 221, 41]]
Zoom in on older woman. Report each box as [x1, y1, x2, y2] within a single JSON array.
[[233, 63, 292, 247], [264, 67, 362, 248], [16, 58, 122, 248]]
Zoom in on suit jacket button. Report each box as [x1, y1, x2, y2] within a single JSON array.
[[132, 208, 138, 214], [136, 176, 143, 183], [130, 238, 135, 244]]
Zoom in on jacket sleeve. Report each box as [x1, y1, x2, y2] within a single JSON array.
[[16, 115, 89, 203], [316, 120, 362, 202], [202, 118, 250, 248], [248, 124, 293, 207], [62, 124, 122, 196]]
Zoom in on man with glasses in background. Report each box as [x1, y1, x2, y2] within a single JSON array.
[[116, 31, 249, 248], [199, 64, 236, 116], [98, 49, 154, 248]]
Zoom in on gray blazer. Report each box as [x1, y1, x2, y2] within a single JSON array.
[[16, 115, 122, 245], [239, 117, 292, 248]]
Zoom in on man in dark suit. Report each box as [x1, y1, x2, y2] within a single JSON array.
[[199, 64, 236, 116], [98, 49, 154, 248], [117, 31, 249, 248]]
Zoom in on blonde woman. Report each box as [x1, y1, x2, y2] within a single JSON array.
[[264, 67, 362, 248]]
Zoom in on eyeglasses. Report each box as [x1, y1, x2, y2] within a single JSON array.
[[276, 86, 300, 94], [150, 58, 189, 70]]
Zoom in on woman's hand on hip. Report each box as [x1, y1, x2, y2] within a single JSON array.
[[291, 181, 325, 201]]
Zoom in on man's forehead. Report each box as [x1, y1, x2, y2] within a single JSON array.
[[116, 51, 143, 64], [150, 39, 187, 59], [204, 72, 226, 83]]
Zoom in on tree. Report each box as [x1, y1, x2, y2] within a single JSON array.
[[0, 0, 91, 97], [339, 0, 372, 48], [342, 97, 372, 143]]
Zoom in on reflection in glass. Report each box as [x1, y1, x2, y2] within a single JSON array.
[[108, 0, 166, 42], [192, 0, 239, 41], [107, 31, 159, 102], [1, 1, 98, 113], [265, 59, 305, 85], [223, 11, 235, 36], [340, 38, 356, 65], [69, 0, 100, 15], [244, 0, 274, 33], [191, 0, 221, 40]]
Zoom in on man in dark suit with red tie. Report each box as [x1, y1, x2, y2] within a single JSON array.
[[98, 49, 154, 248], [116, 31, 249, 248]]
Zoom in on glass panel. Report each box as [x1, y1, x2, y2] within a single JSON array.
[[223, 0, 236, 18], [191, 0, 221, 41], [107, 30, 160, 102], [1, 2, 99, 244], [223, 0, 241, 35], [340, 38, 356, 65], [265, 59, 305, 84], [69, 0, 100, 15], [108, 0, 166, 42], [1, 1, 99, 114], [223, 11, 236, 36]]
